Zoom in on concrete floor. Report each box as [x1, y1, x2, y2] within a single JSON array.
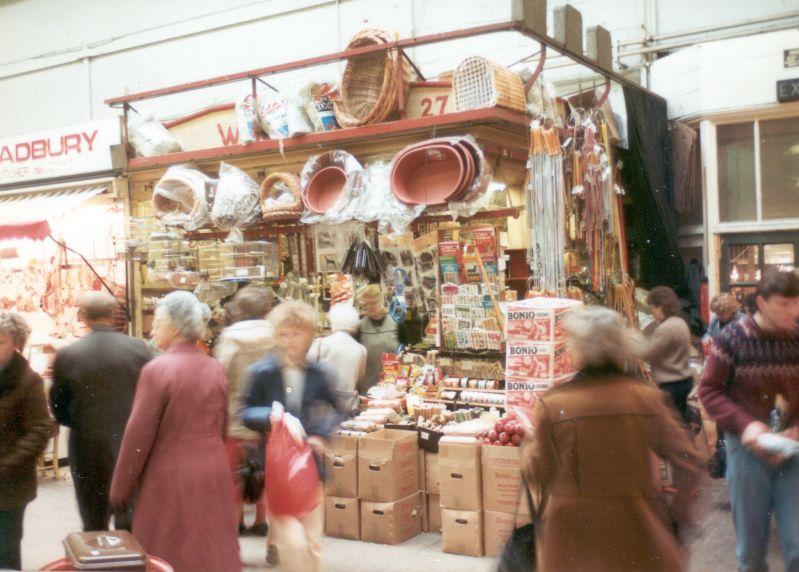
[[21, 472, 786, 571]]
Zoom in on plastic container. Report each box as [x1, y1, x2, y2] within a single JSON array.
[[304, 166, 348, 213], [391, 144, 465, 206]]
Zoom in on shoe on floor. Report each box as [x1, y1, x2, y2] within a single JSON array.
[[265, 544, 280, 568], [249, 522, 268, 537], [238, 523, 247, 535]]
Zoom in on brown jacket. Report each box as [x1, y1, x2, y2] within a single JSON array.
[[0, 352, 51, 510], [525, 369, 701, 572]]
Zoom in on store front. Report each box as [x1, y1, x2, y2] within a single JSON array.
[[0, 119, 127, 374]]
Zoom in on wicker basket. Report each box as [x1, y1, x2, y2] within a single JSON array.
[[260, 172, 303, 223], [452, 56, 526, 113], [334, 29, 411, 128]]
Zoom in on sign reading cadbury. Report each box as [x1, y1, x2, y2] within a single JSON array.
[[0, 119, 120, 185]]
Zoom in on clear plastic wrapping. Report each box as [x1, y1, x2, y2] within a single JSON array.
[[128, 113, 182, 157], [152, 165, 214, 230], [235, 93, 259, 144], [211, 162, 261, 237], [356, 161, 425, 236], [300, 150, 366, 224]]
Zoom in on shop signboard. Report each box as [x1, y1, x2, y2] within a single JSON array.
[[777, 77, 799, 103], [0, 119, 120, 185]]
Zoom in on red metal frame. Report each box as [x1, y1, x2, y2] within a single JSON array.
[[127, 107, 529, 170]]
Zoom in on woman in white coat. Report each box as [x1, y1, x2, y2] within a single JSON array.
[[308, 304, 366, 413]]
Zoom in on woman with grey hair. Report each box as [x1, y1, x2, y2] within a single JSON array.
[[110, 291, 241, 571], [0, 311, 51, 571], [308, 303, 366, 413], [524, 305, 702, 571]]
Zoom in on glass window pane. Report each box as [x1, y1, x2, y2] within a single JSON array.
[[718, 123, 756, 222], [728, 244, 759, 283], [760, 117, 799, 220], [764, 243, 795, 273]]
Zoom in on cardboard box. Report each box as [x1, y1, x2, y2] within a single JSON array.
[[483, 510, 533, 558], [360, 492, 424, 545], [428, 493, 442, 533], [325, 435, 358, 498], [481, 445, 530, 515], [358, 429, 419, 502], [439, 442, 482, 511], [504, 297, 582, 343], [442, 509, 483, 557], [418, 449, 426, 492], [324, 496, 360, 540], [505, 340, 575, 384], [425, 452, 440, 494]]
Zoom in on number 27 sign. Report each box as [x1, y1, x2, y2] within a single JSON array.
[[405, 84, 453, 119]]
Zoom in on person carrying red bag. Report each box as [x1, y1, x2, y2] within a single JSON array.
[[240, 300, 344, 571]]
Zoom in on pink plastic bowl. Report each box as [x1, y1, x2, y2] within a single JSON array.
[[304, 165, 347, 214], [391, 144, 466, 206]]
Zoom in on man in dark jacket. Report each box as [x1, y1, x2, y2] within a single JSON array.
[[0, 311, 51, 571], [51, 292, 151, 531]]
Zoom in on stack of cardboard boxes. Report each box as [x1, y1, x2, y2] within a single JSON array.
[[440, 442, 484, 557], [325, 429, 423, 545]]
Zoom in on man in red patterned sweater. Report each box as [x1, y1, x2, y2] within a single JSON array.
[[700, 270, 799, 572]]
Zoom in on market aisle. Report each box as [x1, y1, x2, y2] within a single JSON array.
[[22, 472, 782, 571]]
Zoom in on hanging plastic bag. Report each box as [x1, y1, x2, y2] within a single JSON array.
[[152, 164, 214, 230], [257, 90, 312, 139], [235, 93, 259, 144], [264, 402, 320, 518], [128, 114, 182, 157], [211, 162, 261, 234]]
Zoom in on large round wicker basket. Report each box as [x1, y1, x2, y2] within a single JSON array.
[[452, 56, 526, 113], [334, 29, 411, 128]]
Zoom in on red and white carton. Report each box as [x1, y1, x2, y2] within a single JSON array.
[[504, 297, 583, 343], [505, 340, 576, 383], [504, 378, 549, 410]]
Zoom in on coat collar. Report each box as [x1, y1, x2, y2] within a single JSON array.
[[166, 340, 202, 354], [0, 351, 29, 396]]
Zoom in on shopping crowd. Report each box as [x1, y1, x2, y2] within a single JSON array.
[[1, 269, 798, 571]]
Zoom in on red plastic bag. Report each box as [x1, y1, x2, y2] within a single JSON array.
[[264, 414, 320, 518]]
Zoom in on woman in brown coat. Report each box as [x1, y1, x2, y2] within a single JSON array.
[[525, 306, 701, 572], [0, 312, 51, 571], [110, 292, 240, 572]]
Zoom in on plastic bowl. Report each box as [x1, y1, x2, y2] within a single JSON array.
[[391, 144, 465, 206], [453, 142, 475, 199], [303, 165, 347, 214]]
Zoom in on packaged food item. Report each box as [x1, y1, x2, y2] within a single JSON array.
[[257, 90, 313, 139], [235, 93, 259, 144], [301, 81, 340, 131], [504, 297, 583, 343]]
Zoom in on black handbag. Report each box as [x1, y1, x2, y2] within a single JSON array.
[[497, 480, 539, 572], [707, 427, 726, 479], [237, 443, 265, 503]]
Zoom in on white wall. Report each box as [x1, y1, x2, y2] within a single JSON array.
[[651, 29, 799, 119], [0, 0, 796, 136]]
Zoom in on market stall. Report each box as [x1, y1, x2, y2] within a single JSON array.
[[107, 2, 669, 558]]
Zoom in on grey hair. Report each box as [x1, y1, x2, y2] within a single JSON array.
[[155, 291, 210, 342], [564, 305, 645, 369], [0, 311, 31, 350], [328, 303, 360, 334], [80, 291, 118, 321]]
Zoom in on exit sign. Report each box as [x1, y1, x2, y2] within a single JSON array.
[[777, 78, 799, 103]]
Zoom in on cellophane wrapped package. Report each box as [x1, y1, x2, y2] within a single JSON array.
[[128, 114, 182, 157], [211, 162, 261, 238], [152, 164, 214, 230]]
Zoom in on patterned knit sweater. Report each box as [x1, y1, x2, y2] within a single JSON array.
[[699, 315, 799, 436]]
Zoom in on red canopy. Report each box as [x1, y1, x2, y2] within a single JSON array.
[[0, 220, 51, 241]]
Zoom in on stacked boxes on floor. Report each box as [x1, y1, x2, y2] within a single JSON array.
[[324, 435, 360, 540], [481, 445, 532, 557], [358, 429, 422, 545], [439, 442, 484, 557], [425, 451, 442, 533]]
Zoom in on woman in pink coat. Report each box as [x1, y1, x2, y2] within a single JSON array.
[[110, 291, 240, 572]]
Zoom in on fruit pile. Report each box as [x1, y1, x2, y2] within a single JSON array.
[[482, 413, 526, 447]]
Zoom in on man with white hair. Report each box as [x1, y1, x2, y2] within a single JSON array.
[[51, 291, 151, 531], [308, 303, 366, 413]]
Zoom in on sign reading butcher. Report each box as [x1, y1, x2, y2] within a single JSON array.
[[0, 119, 120, 184]]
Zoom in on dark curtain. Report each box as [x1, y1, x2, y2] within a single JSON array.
[[620, 85, 685, 291]]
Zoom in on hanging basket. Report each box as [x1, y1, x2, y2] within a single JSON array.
[[260, 172, 303, 223], [452, 56, 526, 113], [334, 29, 411, 128]]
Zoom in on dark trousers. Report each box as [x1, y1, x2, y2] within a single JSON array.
[[660, 377, 694, 425], [0, 505, 26, 570], [70, 438, 131, 532]]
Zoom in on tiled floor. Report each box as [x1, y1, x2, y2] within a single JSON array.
[[21, 472, 786, 571]]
